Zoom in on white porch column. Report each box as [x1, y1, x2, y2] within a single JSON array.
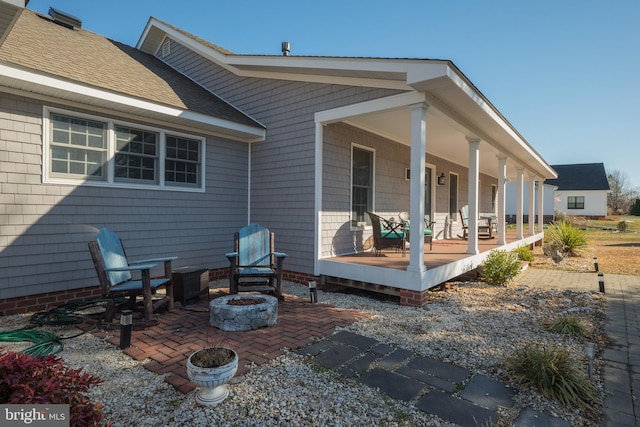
[[528, 175, 537, 236], [467, 138, 480, 255], [497, 155, 507, 245], [537, 179, 544, 233], [408, 102, 428, 273], [516, 167, 524, 240]]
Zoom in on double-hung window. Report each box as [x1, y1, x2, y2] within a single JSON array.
[[567, 196, 585, 209], [114, 126, 158, 184], [351, 145, 373, 226], [50, 114, 107, 180], [45, 108, 205, 191], [449, 172, 459, 221]]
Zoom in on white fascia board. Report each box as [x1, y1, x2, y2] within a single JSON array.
[[315, 91, 426, 124], [446, 69, 554, 177], [0, 63, 265, 141], [143, 19, 413, 90], [411, 63, 555, 179]]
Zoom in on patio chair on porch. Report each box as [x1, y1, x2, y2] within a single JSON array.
[[367, 211, 406, 256], [226, 224, 288, 301], [398, 211, 436, 250], [459, 205, 493, 239], [88, 227, 176, 324]]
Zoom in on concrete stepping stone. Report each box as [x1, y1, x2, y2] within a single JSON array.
[[295, 339, 334, 357], [377, 348, 413, 369], [359, 368, 427, 402], [370, 342, 394, 356], [330, 330, 379, 350], [416, 389, 498, 426], [313, 342, 362, 369], [458, 374, 516, 410], [396, 365, 458, 393], [514, 407, 570, 427], [346, 351, 380, 374], [407, 356, 470, 384]]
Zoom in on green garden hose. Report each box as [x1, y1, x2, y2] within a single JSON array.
[[0, 296, 127, 356], [0, 329, 63, 355]]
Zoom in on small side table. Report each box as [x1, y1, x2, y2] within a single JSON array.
[[172, 266, 209, 305]]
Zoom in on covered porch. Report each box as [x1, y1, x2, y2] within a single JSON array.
[[318, 229, 543, 303]]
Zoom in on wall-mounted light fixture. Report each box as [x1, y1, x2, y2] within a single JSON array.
[[437, 173, 446, 186]]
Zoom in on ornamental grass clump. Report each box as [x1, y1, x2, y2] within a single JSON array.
[[480, 249, 522, 286], [545, 220, 587, 256], [505, 345, 600, 411], [545, 313, 587, 338]]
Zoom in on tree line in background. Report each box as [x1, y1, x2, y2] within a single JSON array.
[[607, 169, 640, 215]]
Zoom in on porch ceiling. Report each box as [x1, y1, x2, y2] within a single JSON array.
[[346, 101, 549, 181]]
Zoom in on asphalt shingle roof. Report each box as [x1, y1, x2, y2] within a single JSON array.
[[0, 7, 262, 129], [546, 163, 610, 191]]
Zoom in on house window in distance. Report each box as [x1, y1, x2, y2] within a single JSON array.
[[351, 145, 373, 226], [567, 196, 585, 209]]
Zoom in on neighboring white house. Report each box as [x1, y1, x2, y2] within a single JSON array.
[[545, 163, 610, 218], [505, 182, 556, 224]]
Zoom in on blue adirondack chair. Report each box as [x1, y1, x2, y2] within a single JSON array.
[[225, 224, 287, 301], [88, 227, 177, 324]]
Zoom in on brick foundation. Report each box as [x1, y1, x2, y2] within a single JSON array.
[[0, 286, 104, 317], [400, 289, 429, 307], [1, 268, 314, 317]]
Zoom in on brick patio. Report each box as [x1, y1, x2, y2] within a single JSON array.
[[89, 289, 369, 394]]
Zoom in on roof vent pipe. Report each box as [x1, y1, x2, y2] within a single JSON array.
[[281, 41, 290, 56]]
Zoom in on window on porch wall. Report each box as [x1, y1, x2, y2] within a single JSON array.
[[351, 145, 373, 226], [491, 184, 497, 213], [449, 172, 458, 221]]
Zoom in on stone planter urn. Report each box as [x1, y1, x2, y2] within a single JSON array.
[[186, 347, 238, 405]]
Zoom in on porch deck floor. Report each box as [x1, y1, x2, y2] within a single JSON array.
[[326, 230, 528, 270]]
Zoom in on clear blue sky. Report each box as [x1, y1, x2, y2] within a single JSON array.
[[27, 0, 640, 188]]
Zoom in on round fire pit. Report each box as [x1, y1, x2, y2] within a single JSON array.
[[209, 294, 278, 331]]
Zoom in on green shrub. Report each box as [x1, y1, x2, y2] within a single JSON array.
[[617, 220, 628, 232], [481, 250, 522, 286], [545, 220, 587, 255], [506, 345, 600, 410], [513, 245, 534, 262], [545, 313, 587, 338], [0, 352, 111, 427]]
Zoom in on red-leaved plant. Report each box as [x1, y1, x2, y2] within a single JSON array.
[[0, 351, 111, 427]]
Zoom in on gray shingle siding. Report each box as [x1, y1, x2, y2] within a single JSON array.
[[0, 92, 250, 299], [158, 40, 406, 274]]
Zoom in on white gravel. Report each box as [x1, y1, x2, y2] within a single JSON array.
[[0, 279, 605, 426]]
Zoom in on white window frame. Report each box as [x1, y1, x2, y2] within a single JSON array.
[[350, 143, 375, 229], [43, 106, 206, 192]]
